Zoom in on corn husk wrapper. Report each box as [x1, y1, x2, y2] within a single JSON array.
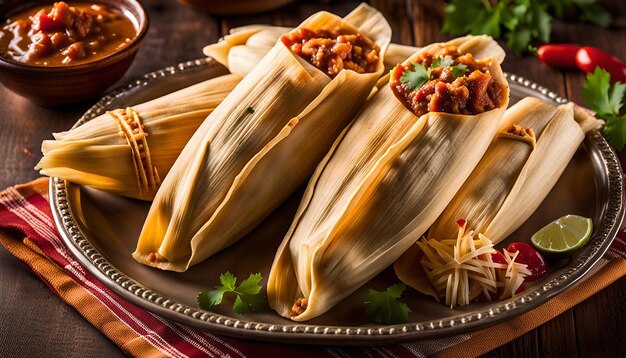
[[204, 24, 418, 77], [35, 75, 241, 200], [394, 97, 602, 299], [133, 4, 392, 271], [267, 35, 509, 321]]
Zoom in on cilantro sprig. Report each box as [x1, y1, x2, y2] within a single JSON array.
[[401, 63, 430, 90], [583, 67, 626, 150], [431, 56, 454, 69], [364, 284, 411, 324], [442, 0, 611, 55], [451, 63, 468, 78], [400, 59, 469, 91], [198, 272, 264, 314]]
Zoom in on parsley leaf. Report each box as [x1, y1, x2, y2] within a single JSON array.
[[198, 272, 265, 314], [219, 271, 237, 291], [432, 56, 454, 69], [364, 284, 411, 324], [246, 106, 255, 114], [401, 63, 430, 91], [583, 67, 626, 150], [603, 114, 626, 150], [583, 68, 624, 116], [451, 64, 469, 78], [442, 0, 611, 55]]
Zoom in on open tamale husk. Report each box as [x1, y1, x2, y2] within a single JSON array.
[[133, 4, 392, 271], [36, 74, 241, 200], [394, 97, 602, 302], [204, 24, 417, 76], [267, 35, 509, 321]]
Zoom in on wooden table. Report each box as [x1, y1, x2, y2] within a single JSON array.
[[1, 0, 625, 356]]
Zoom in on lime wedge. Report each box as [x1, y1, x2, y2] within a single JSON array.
[[531, 215, 593, 256]]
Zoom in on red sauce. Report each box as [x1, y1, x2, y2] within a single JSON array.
[[0, 2, 137, 66], [281, 27, 380, 78], [390, 45, 506, 117]]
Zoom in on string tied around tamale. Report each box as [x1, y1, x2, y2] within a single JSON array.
[[108, 107, 161, 200]]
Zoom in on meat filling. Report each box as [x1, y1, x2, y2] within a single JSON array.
[[282, 27, 380, 78], [390, 45, 506, 117], [290, 297, 308, 317]]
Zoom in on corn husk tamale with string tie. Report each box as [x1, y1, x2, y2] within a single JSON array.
[[36, 74, 240, 200]]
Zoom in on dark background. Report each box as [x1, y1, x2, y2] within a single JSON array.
[[1, 0, 625, 356]]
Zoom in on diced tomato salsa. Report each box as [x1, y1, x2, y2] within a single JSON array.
[[390, 45, 506, 117], [0, 2, 136, 66], [281, 27, 380, 78]]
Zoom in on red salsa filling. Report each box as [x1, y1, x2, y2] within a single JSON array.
[[0, 1, 136, 66], [390, 45, 506, 117], [281, 27, 380, 78]]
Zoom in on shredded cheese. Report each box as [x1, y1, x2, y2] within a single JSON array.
[[418, 221, 531, 308]]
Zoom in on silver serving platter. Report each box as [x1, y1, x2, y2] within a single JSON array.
[[51, 58, 625, 345]]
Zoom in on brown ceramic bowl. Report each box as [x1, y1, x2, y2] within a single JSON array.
[[0, 0, 149, 107], [177, 0, 293, 15]]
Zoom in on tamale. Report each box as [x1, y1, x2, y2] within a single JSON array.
[[268, 35, 509, 321], [134, 4, 392, 271], [36, 74, 240, 200], [394, 97, 602, 305], [205, 24, 417, 77]]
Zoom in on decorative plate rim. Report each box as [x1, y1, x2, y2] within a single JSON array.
[[50, 58, 625, 345]]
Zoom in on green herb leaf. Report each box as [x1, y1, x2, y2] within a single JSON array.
[[236, 273, 263, 295], [198, 272, 265, 314], [198, 289, 225, 310], [442, 0, 611, 56], [442, 0, 486, 35], [233, 292, 264, 314], [583, 68, 621, 116], [530, 4, 551, 43], [451, 64, 469, 78], [507, 27, 532, 55], [219, 271, 237, 291], [583, 67, 626, 150], [603, 114, 626, 151], [401, 63, 430, 90], [364, 284, 411, 324], [246, 106, 255, 114], [432, 56, 454, 68]]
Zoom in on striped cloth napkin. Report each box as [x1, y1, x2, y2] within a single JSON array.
[[1, 178, 625, 358]]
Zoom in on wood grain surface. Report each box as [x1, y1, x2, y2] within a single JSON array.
[[0, 0, 625, 356]]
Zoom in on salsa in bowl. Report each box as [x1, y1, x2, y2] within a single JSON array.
[[0, 0, 148, 106]]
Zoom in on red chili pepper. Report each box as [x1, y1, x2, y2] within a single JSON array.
[[536, 44, 581, 69], [491, 251, 507, 265], [576, 47, 626, 83], [506, 242, 548, 282]]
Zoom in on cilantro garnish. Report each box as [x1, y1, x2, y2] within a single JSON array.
[[198, 272, 264, 314], [583, 67, 626, 150], [246, 106, 255, 114], [401, 63, 430, 91], [431, 56, 454, 68], [364, 283, 411, 324], [442, 0, 611, 55], [451, 64, 469, 78]]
